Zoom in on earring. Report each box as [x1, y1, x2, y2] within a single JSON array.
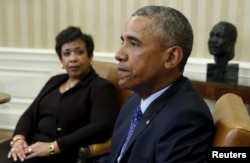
[[61, 65, 64, 69]]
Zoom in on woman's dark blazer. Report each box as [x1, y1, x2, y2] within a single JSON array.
[[13, 67, 119, 160], [98, 76, 215, 163]]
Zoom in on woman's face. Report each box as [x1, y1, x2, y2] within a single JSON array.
[[60, 39, 92, 79]]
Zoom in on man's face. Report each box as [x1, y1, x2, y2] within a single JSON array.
[[208, 25, 232, 57], [115, 16, 167, 93]]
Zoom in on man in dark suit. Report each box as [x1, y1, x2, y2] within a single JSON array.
[[97, 5, 215, 163]]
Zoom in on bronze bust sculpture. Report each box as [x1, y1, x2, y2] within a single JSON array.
[[208, 21, 237, 65], [207, 21, 238, 84]]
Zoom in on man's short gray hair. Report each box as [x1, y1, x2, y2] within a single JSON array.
[[132, 6, 193, 71]]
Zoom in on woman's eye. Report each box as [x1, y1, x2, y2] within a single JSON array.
[[76, 50, 84, 55], [62, 51, 70, 56]]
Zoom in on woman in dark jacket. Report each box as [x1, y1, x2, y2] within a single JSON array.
[[0, 26, 119, 163]]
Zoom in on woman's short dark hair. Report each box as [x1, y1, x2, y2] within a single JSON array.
[[55, 26, 94, 59]]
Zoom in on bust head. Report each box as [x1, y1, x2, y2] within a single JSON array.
[[208, 21, 237, 65]]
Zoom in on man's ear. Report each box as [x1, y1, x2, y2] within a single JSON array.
[[164, 46, 183, 69]]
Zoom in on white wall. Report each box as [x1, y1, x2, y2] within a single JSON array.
[[1, 0, 250, 62], [1, 48, 250, 130]]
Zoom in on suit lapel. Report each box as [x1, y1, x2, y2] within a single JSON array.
[[119, 78, 183, 158], [122, 111, 157, 154], [111, 98, 139, 160]]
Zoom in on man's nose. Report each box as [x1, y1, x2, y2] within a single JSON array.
[[115, 46, 128, 62]]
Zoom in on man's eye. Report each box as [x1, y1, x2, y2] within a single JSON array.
[[131, 42, 139, 47]]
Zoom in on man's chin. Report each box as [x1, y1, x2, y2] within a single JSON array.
[[118, 79, 131, 89]]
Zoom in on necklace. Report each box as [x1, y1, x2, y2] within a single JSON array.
[[65, 80, 73, 91], [64, 79, 79, 91]]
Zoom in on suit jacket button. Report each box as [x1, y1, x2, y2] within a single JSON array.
[[57, 127, 63, 132]]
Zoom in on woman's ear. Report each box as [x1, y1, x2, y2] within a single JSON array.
[[164, 46, 183, 69], [60, 59, 64, 68], [89, 56, 93, 66]]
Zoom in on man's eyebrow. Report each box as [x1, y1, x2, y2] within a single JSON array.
[[120, 35, 143, 45], [126, 35, 142, 44], [127, 35, 139, 41]]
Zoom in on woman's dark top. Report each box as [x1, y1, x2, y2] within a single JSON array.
[[0, 67, 119, 163], [33, 87, 60, 142]]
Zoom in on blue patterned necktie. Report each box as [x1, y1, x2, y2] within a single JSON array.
[[120, 105, 142, 158]]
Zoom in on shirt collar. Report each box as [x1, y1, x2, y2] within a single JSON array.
[[140, 85, 170, 113]]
